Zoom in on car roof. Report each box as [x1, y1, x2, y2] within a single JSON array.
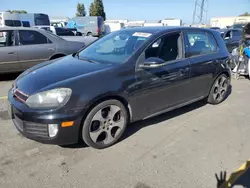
[[122, 26, 218, 34]]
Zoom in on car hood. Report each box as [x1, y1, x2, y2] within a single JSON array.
[[15, 55, 113, 95]]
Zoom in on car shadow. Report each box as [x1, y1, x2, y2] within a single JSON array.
[[0, 72, 21, 81], [62, 85, 232, 149]]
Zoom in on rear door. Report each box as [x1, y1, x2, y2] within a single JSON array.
[[0, 30, 20, 73], [184, 30, 219, 99], [17, 30, 56, 70]]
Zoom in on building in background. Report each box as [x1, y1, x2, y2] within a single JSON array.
[[210, 16, 250, 29], [160, 18, 182, 26]]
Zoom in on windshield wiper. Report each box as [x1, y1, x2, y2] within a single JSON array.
[[74, 51, 80, 59], [79, 56, 97, 64]]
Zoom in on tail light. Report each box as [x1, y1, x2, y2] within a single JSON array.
[[96, 28, 99, 33]]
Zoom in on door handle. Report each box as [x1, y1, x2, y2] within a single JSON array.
[[8, 52, 15, 54], [48, 48, 55, 51]]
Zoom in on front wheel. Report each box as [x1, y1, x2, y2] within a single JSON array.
[[82, 100, 128, 149], [207, 74, 230, 104]]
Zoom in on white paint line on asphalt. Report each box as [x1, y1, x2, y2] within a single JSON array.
[[0, 96, 7, 100]]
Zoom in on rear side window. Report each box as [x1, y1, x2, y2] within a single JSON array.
[[19, 30, 48, 45], [186, 31, 218, 57]]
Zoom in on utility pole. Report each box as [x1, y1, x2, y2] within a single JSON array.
[[192, 0, 208, 25]]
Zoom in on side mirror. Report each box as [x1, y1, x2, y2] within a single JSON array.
[[139, 57, 165, 69]]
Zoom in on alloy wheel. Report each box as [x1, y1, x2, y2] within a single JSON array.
[[89, 105, 125, 146], [212, 76, 229, 103]]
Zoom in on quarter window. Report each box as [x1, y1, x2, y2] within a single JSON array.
[[19, 30, 48, 45], [186, 31, 218, 57]]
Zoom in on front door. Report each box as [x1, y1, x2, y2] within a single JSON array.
[[130, 32, 191, 119], [17, 30, 56, 70], [0, 30, 20, 73]]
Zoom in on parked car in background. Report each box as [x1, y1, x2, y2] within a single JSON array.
[[232, 23, 247, 29], [34, 25, 75, 36], [50, 21, 68, 28], [0, 27, 85, 73], [8, 27, 231, 149], [34, 25, 98, 44], [221, 28, 243, 53], [209, 27, 221, 30], [66, 16, 105, 37]]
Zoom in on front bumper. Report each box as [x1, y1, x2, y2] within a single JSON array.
[[8, 90, 84, 145]]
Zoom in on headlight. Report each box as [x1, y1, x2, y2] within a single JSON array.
[[26, 88, 72, 109]]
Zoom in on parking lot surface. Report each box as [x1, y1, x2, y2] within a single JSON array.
[[0, 74, 250, 188]]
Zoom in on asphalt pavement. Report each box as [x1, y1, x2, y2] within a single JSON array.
[[0, 74, 250, 188]]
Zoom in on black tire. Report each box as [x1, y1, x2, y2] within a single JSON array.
[[87, 32, 92, 36], [207, 74, 230, 105], [82, 100, 128, 149]]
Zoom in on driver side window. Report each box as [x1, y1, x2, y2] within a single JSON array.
[[144, 32, 183, 63]]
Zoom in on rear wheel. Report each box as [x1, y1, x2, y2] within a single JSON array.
[[207, 74, 230, 104], [82, 100, 128, 149]]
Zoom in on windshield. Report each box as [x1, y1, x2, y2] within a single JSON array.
[[78, 30, 152, 64]]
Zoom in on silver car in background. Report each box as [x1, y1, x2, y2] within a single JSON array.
[[0, 27, 88, 73]]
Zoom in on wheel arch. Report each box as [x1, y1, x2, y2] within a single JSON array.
[[82, 95, 132, 124], [214, 70, 231, 84], [77, 94, 132, 142]]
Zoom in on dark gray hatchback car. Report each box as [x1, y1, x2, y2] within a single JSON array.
[[8, 27, 231, 149]]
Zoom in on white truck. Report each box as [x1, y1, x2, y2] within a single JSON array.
[[0, 12, 50, 27]]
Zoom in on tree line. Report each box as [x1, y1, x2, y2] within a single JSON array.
[[76, 0, 106, 20]]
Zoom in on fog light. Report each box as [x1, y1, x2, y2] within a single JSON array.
[[48, 124, 58, 137]]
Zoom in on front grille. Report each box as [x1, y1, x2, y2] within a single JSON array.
[[13, 89, 28, 103], [13, 115, 24, 132], [25, 122, 49, 138], [13, 115, 49, 138]]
